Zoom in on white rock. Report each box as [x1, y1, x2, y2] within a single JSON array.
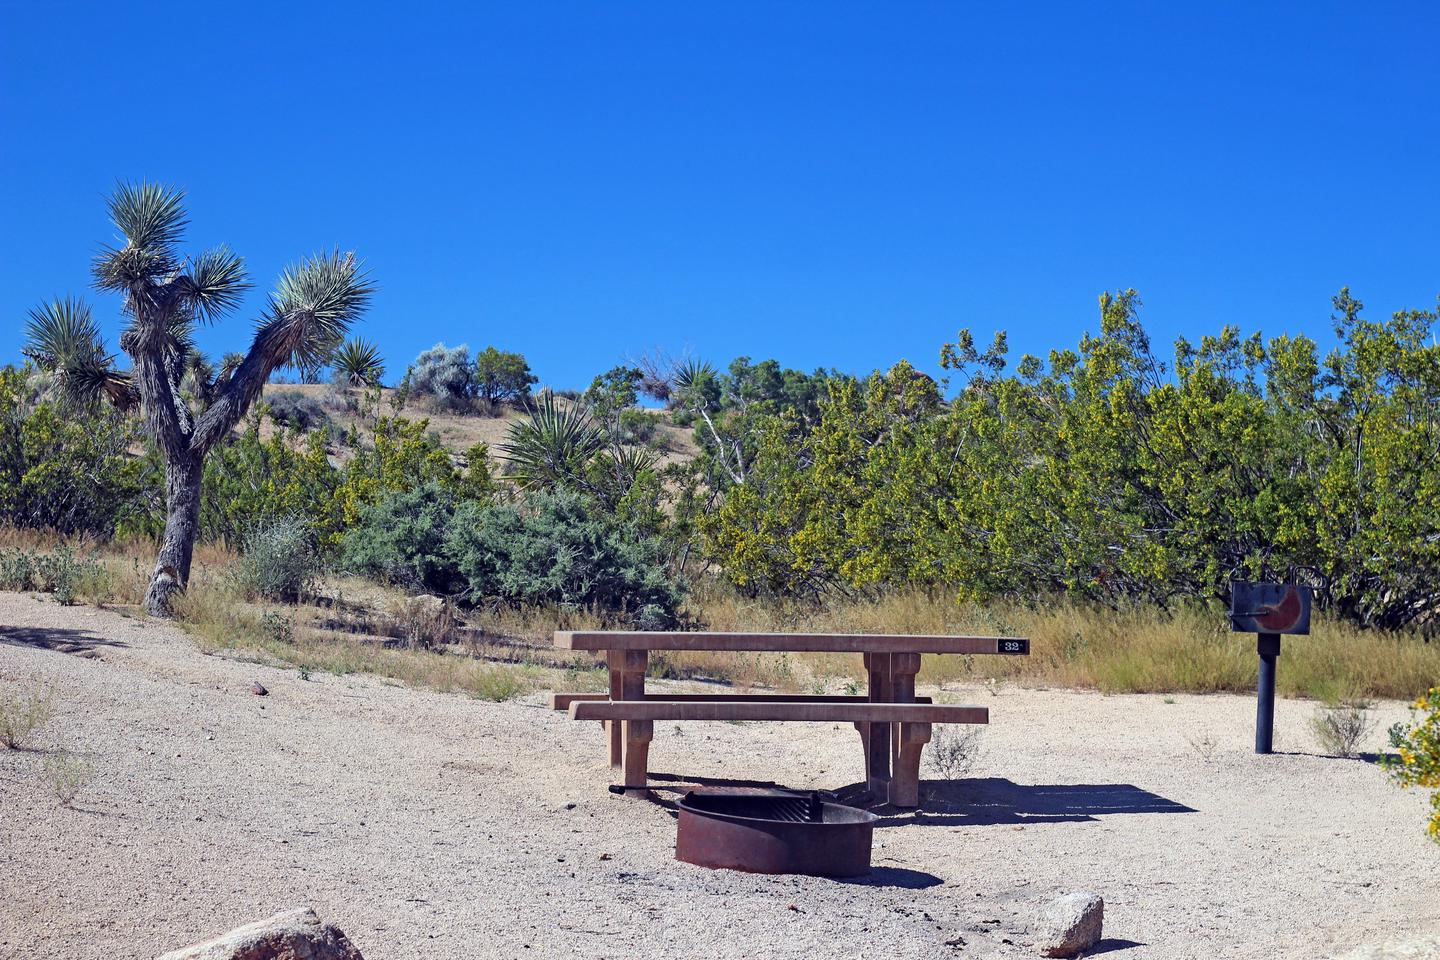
[[157, 907, 363, 960], [1037, 891, 1103, 958]]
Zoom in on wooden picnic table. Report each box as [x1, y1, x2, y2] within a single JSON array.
[[553, 631, 1029, 802]]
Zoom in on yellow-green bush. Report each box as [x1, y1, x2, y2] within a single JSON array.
[[1388, 688, 1440, 843]]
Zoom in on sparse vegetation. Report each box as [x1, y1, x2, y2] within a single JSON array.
[[260, 609, 296, 645], [469, 666, 526, 702], [0, 687, 54, 749], [3, 530, 1436, 703], [42, 751, 93, 807], [1310, 701, 1378, 757], [384, 594, 460, 650], [1186, 732, 1218, 762], [265, 391, 328, 431], [234, 517, 318, 602], [927, 725, 983, 780]]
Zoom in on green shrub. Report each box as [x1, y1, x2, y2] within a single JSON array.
[[0, 549, 37, 591], [201, 420, 339, 547], [473, 346, 537, 406], [619, 408, 663, 444], [339, 483, 459, 593], [260, 610, 295, 645], [445, 489, 685, 625], [33, 548, 105, 605], [1385, 687, 1440, 843], [0, 547, 106, 604], [0, 367, 159, 537], [235, 517, 319, 602]]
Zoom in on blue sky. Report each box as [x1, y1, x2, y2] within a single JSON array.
[[2, 2, 1436, 390]]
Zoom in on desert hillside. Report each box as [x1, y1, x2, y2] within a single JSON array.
[[256, 383, 700, 469]]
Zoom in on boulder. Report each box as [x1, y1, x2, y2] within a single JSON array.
[[1036, 892, 1103, 958], [1330, 937, 1440, 960], [158, 907, 363, 960]]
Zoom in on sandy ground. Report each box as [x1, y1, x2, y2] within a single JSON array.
[[1, 592, 1437, 960]]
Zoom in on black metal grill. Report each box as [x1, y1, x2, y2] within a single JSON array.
[[681, 790, 824, 823]]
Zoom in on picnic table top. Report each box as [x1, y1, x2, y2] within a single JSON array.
[[553, 631, 1029, 655]]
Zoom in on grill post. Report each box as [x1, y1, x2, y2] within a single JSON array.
[[1230, 582, 1311, 757], [1255, 632, 1280, 754]]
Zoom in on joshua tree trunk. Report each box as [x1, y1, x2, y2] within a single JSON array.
[[144, 454, 204, 615]]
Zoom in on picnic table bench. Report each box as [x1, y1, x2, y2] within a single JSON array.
[[550, 631, 1029, 807]]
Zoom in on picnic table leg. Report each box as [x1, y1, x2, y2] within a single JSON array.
[[890, 721, 932, 808], [863, 652, 893, 796], [607, 650, 648, 770], [889, 652, 922, 768], [622, 719, 653, 790], [887, 650, 921, 805], [854, 722, 870, 777]]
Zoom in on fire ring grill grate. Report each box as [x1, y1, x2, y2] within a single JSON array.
[[675, 789, 877, 877]]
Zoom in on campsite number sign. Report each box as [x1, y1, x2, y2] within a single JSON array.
[[1230, 581, 1312, 754], [998, 638, 1029, 655]]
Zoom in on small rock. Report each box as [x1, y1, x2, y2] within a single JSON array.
[[1036, 892, 1103, 958], [157, 907, 363, 960], [250, 681, 268, 696]]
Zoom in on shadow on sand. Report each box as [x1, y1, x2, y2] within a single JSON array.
[[636, 773, 1196, 829], [0, 625, 127, 655], [835, 776, 1197, 827]]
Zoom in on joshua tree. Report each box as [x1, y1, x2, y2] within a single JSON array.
[[24, 182, 373, 615]]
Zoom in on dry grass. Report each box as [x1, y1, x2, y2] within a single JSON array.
[[688, 583, 1440, 701], [173, 577, 553, 702], [0, 527, 234, 610], [4, 527, 1435, 703]]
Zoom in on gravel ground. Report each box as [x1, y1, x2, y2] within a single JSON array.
[[1, 592, 1437, 960]]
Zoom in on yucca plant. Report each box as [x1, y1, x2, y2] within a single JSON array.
[[24, 181, 373, 615], [23, 298, 139, 411], [672, 357, 718, 393], [499, 392, 605, 491], [332, 337, 385, 388]]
